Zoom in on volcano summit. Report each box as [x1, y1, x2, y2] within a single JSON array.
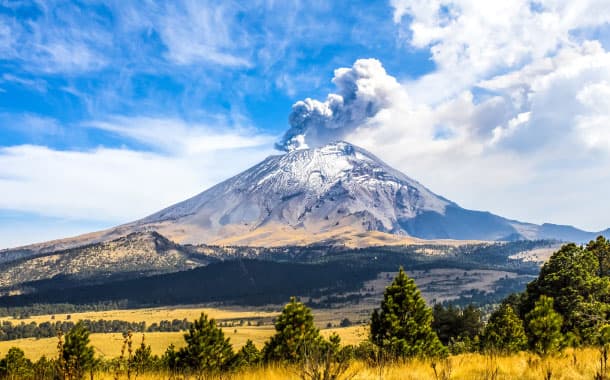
[[115, 141, 607, 246]]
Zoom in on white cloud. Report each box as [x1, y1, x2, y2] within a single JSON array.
[[86, 116, 275, 155], [391, 0, 610, 103], [0, 113, 63, 138], [155, 1, 251, 67], [1, 74, 47, 92], [0, 4, 110, 74], [0, 116, 275, 248]]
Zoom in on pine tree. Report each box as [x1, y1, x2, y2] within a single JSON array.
[[588, 236, 610, 277], [524, 242, 610, 342], [62, 322, 95, 380], [0, 347, 33, 379], [370, 267, 446, 358], [234, 339, 262, 368], [263, 297, 323, 362], [526, 295, 564, 356], [482, 303, 527, 354], [178, 313, 234, 373]]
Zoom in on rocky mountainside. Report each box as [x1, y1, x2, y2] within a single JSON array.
[[0, 232, 211, 294]]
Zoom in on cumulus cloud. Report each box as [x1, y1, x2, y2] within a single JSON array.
[[276, 58, 400, 151]]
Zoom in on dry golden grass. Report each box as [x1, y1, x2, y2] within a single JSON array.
[[0, 326, 279, 360], [321, 325, 369, 346], [0, 325, 367, 360], [92, 348, 605, 379]]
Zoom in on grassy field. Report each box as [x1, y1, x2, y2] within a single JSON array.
[[6, 305, 605, 379], [0, 324, 368, 360], [89, 348, 609, 379]]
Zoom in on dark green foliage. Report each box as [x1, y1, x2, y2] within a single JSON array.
[[370, 268, 446, 358], [523, 238, 610, 343], [589, 236, 610, 277], [233, 340, 262, 368], [526, 296, 564, 356], [0, 347, 33, 379], [177, 313, 234, 373], [0, 318, 188, 342], [263, 297, 323, 363], [482, 304, 527, 353], [432, 304, 482, 352], [61, 322, 96, 380]]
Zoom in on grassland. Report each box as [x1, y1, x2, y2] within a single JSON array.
[[74, 348, 610, 379], [0, 319, 367, 360], [3, 305, 604, 379]]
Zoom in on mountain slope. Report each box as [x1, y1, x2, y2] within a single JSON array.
[[122, 141, 606, 245], [0, 232, 211, 293]]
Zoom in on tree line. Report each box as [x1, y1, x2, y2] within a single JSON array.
[[0, 319, 193, 341]]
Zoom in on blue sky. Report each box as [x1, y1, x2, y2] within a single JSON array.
[[2, 1, 610, 248]]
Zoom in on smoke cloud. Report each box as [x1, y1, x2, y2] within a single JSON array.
[[276, 58, 400, 151]]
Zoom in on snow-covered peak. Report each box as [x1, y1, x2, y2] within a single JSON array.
[[138, 141, 451, 239]]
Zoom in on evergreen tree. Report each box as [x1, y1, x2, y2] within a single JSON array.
[[432, 304, 482, 347], [233, 340, 262, 368], [482, 304, 527, 353], [526, 295, 564, 356], [523, 242, 610, 342], [0, 347, 32, 379], [370, 268, 446, 358], [62, 322, 95, 380], [263, 297, 323, 362], [588, 236, 610, 277], [178, 313, 234, 373]]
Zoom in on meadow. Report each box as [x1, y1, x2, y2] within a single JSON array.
[[0, 306, 606, 379], [0, 305, 368, 360], [105, 349, 606, 380]]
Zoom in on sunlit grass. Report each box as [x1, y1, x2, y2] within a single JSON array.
[[89, 348, 605, 379]]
